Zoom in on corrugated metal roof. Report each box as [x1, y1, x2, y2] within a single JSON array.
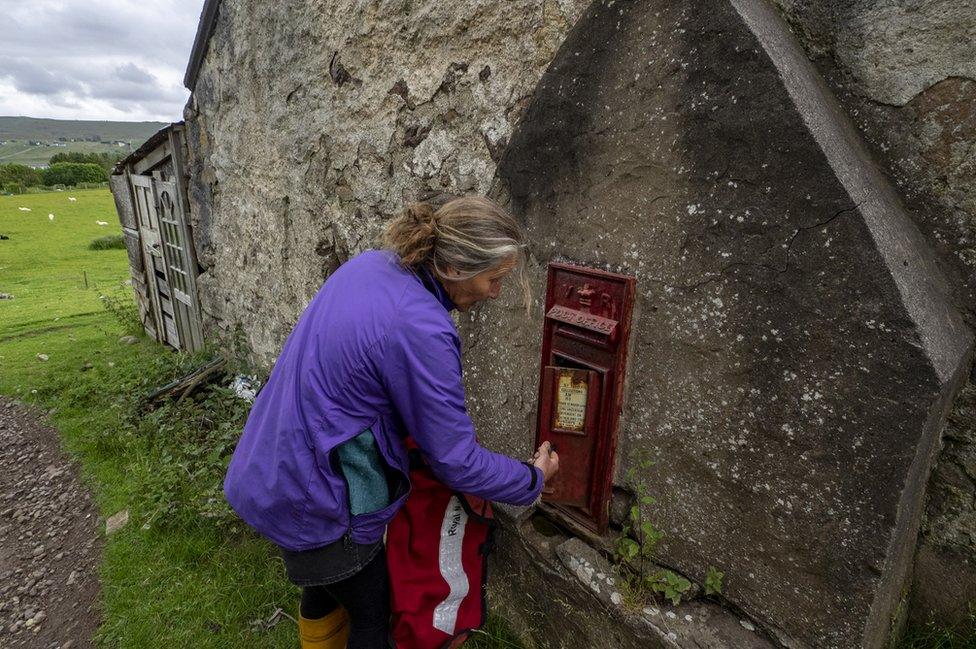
[[183, 0, 222, 90]]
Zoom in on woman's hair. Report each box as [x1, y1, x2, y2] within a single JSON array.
[[381, 196, 531, 310]]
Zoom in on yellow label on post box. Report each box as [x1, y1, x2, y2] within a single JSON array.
[[555, 372, 588, 431]]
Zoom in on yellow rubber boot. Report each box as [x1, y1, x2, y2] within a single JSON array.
[[298, 606, 350, 649]]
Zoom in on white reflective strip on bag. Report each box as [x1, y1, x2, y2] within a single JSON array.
[[432, 496, 469, 635]]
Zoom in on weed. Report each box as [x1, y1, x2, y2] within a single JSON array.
[[897, 606, 976, 649], [615, 452, 664, 586], [98, 288, 142, 335], [648, 569, 693, 607], [705, 565, 725, 596], [89, 233, 126, 250], [140, 388, 249, 530], [467, 613, 526, 648], [613, 450, 724, 608]]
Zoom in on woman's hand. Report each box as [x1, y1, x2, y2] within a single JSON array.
[[532, 441, 559, 483]]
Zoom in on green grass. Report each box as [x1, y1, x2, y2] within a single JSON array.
[[0, 187, 525, 648], [899, 615, 976, 649], [89, 234, 127, 250], [0, 188, 128, 337], [466, 615, 527, 648], [0, 188, 297, 648]]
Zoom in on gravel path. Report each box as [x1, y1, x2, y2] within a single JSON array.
[[0, 397, 102, 649]]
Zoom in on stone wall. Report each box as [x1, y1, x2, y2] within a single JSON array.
[[771, 0, 976, 631], [182, 0, 975, 645], [183, 0, 590, 361]]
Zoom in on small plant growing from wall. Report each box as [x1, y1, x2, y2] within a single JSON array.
[[705, 565, 725, 596], [615, 450, 724, 606]]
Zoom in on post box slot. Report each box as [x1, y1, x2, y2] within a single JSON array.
[[554, 322, 612, 349], [551, 354, 591, 371]]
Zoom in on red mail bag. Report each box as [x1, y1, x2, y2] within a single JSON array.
[[387, 451, 495, 649]]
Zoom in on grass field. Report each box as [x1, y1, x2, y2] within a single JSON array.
[[0, 188, 525, 648], [0, 188, 130, 343]]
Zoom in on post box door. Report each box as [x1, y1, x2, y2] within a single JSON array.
[[538, 366, 603, 508]]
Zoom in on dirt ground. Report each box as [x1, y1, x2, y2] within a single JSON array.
[[0, 397, 101, 649]]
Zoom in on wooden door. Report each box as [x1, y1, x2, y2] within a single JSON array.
[[129, 174, 180, 349], [153, 177, 203, 351]]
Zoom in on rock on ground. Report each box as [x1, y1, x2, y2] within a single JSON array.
[[0, 397, 102, 649]]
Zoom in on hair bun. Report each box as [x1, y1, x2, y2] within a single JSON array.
[[381, 202, 439, 268]]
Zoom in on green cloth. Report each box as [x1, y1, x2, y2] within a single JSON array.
[[336, 427, 390, 516]]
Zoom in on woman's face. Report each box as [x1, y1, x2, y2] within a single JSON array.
[[443, 256, 517, 312]]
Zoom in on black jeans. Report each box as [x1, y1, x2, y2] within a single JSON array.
[[300, 547, 391, 649]]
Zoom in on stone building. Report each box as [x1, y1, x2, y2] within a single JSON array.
[[114, 0, 976, 647]]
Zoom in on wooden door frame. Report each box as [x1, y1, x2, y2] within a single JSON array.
[[113, 121, 204, 352]]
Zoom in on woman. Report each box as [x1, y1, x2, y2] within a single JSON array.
[[224, 196, 559, 649]]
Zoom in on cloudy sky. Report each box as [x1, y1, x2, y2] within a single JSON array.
[[0, 0, 205, 122]]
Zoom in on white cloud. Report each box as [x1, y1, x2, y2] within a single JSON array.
[[0, 0, 204, 121]]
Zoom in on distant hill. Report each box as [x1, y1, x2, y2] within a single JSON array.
[[0, 116, 166, 142], [0, 116, 167, 167]]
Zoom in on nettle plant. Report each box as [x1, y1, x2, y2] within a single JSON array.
[[614, 451, 724, 606]]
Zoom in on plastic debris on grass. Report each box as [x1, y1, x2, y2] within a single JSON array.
[[230, 375, 261, 402]]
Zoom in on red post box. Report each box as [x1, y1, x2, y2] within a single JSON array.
[[535, 262, 636, 534]]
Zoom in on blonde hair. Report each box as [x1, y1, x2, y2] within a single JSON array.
[[382, 196, 531, 310]]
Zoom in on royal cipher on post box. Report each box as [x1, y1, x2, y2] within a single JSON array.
[[535, 262, 636, 534]]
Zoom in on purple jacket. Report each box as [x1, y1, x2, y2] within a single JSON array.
[[224, 249, 543, 551]]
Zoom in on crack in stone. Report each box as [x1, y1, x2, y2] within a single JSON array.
[[777, 202, 861, 272]]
